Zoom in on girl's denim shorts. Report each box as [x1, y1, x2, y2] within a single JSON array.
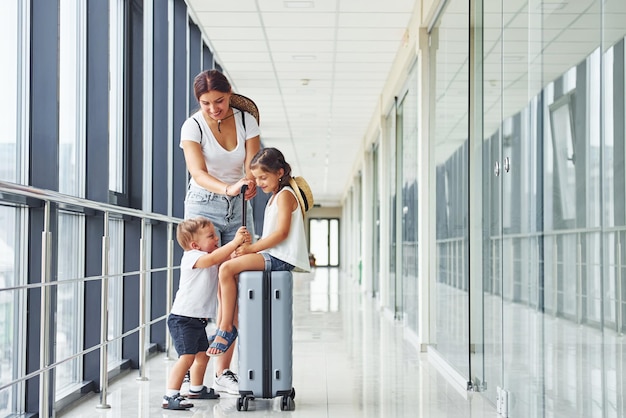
[[260, 252, 295, 271]]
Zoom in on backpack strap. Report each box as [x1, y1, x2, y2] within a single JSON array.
[[192, 111, 247, 145], [192, 117, 203, 145]]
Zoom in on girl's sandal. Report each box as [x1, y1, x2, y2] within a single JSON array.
[[207, 326, 238, 357]]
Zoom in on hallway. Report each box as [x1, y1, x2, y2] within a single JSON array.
[[57, 268, 498, 418]]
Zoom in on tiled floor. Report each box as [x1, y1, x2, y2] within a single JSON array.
[[57, 268, 498, 418]]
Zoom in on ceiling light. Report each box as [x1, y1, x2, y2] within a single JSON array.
[[292, 55, 316, 61], [284, 1, 314, 8], [301, 79, 310, 86], [538, 2, 567, 10]]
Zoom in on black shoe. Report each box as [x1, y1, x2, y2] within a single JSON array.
[[162, 394, 194, 410]]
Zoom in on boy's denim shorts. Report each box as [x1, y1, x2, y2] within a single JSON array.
[[260, 252, 294, 271], [167, 314, 209, 356], [184, 184, 255, 245]]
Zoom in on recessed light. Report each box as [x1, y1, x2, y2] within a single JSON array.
[[292, 55, 317, 61], [284, 1, 314, 8], [538, 2, 567, 10]]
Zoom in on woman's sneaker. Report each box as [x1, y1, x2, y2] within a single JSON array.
[[213, 369, 239, 395]]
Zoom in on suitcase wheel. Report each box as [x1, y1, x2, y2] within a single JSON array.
[[281, 395, 294, 411], [237, 396, 250, 411]]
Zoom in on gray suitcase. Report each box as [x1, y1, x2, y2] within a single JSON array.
[[237, 268, 295, 411], [236, 185, 295, 411]]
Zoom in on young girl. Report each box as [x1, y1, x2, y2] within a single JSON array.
[[207, 147, 311, 356]]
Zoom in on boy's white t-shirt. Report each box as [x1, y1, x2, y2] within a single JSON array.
[[179, 110, 261, 187], [170, 249, 218, 319]]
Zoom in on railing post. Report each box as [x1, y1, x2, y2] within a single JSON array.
[[552, 238, 558, 315], [137, 218, 148, 381], [617, 236, 622, 334], [97, 211, 111, 409], [39, 201, 52, 418], [165, 222, 174, 360], [577, 233, 582, 325]]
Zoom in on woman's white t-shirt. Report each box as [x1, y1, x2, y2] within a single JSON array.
[[179, 110, 261, 187]]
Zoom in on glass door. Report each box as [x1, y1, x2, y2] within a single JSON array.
[[472, 0, 504, 405]]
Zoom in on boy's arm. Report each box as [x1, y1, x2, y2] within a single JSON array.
[[194, 227, 247, 268], [244, 191, 296, 254]]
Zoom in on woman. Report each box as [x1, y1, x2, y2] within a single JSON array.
[[179, 69, 260, 395]]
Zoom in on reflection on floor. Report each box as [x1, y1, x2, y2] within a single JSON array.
[[58, 268, 498, 418]]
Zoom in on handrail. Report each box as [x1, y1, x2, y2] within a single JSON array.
[[0, 180, 182, 224], [0, 180, 182, 415]]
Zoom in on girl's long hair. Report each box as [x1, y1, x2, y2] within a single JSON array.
[[250, 147, 292, 191]]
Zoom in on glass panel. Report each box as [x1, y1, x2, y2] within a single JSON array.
[[109, 0, 124, 193], [58, 0, 85, 197], [431, 0, 471, 380], [372, 143, 381, 297], [55, 212, 84, 398], [395, 96, 404, 317], [385, 110, 397, 312], [329, 219, 339, 267], [309, 219, 328, 266], [0, 206, 21, 414], [108, 218, 124, 365], [402, 62, 419, 333], [603, 2, 626, 417], [0, 0, 23, 183]]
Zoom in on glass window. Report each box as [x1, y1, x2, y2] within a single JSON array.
[[0, 206, 25, 415], [109, 0, 124, 193], [385, 109, 397, 311], [107, 218, 124, 366], [431, 0, 470, 380], [0, 0, 26, 183], [59, 0, 86, 197], [402, 61, 419, 333], [55, 212, 85, 398], [309, 218, 339, 267]]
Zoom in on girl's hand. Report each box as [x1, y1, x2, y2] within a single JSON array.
[[235, 242, 252, 256]]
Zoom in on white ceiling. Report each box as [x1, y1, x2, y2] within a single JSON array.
[[185, 0, 626, 205], [185, 0, 416, 207]]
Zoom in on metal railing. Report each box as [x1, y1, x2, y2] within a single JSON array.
[[0, 181, 181, 417], [436, 226, 626, 332]]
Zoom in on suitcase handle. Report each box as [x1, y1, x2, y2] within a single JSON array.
[[241, 184, 248, 227]]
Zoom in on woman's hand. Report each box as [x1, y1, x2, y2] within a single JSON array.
[[226, 178, 253, 197], [244, 181, 257, 200]]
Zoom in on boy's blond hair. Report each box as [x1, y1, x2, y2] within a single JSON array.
[[176, 217, 214, 250]]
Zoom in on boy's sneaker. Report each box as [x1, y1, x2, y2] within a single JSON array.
[[162, 394, 194, 410], [187, 385, 220, 399], [213, 369, 239, 395]]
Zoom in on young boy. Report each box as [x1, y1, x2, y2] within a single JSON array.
[[163, 217, 249, 410]]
